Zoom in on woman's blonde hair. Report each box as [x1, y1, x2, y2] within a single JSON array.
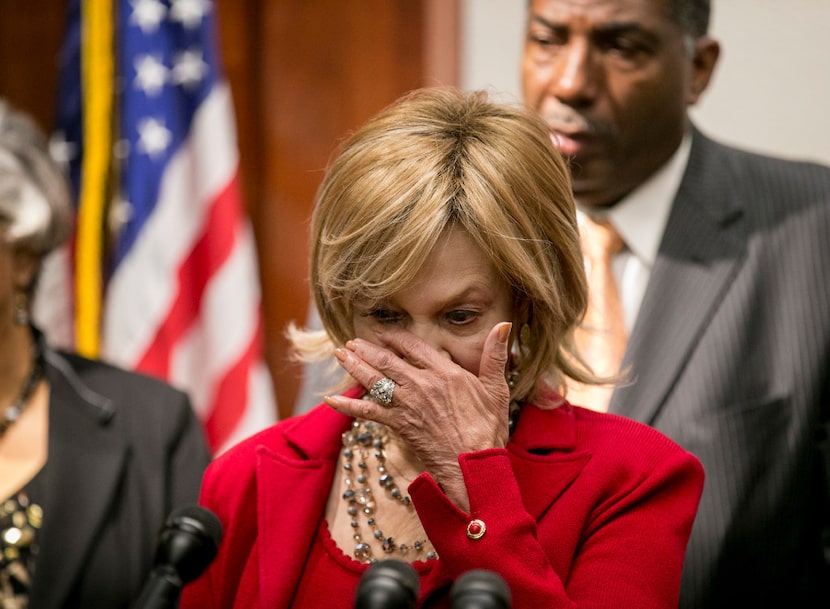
[[290, 87, 594, 405]]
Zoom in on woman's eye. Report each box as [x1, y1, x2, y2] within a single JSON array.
[[367, 309, 402, 324], [446, 310, 479, 325]]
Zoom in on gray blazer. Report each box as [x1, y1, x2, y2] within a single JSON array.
[[28, 340, 211, 609], [609, 127, 830, 608]]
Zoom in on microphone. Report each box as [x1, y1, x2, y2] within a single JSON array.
[[450, 570, 511, 609], [353, 559, 420, 609], [133, 505, 223, 609]]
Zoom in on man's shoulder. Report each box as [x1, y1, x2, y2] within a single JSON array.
[[50, 347, 187, 398], [686, 129, 830, 222], [695, 129, 830, 187]]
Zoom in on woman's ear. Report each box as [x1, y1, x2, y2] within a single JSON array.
[[12, 248, 40, 292], [511, 300, 532, 353]]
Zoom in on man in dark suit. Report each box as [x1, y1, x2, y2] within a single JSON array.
[[522, 1, 830, 607]]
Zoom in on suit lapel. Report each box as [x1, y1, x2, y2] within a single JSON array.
[[508, 404, 591, 520], [30, 350, 128, 609], [610, 130, 748, 424]]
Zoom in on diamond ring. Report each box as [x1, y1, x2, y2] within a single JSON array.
[[369, 377, 396, 406]]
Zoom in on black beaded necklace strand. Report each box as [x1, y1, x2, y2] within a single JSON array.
[[0, 339, 44, 437], [341, 419, 438, 564]]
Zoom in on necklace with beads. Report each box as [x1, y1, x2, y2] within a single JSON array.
[[0, 338, 44, 438], [340, 419, 438, 564]]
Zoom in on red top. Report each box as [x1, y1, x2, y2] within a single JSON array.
[[291, 520, 437, 607], [181, 387, 704, 608]]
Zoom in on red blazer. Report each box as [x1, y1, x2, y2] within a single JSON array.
[[182, 393, 703, 608]]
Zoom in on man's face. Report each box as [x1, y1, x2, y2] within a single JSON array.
[[522, 0, 695, 208]]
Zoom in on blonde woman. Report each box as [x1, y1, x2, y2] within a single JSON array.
[[183, 88, 703, 608]]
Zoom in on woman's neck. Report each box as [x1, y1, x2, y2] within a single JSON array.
[[0, 324, 35, 404]]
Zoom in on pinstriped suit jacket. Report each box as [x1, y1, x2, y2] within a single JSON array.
[[608, 127, 830, 609]]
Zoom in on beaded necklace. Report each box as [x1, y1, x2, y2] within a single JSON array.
[[340, 419, 438, 564], [0, 338, 44, 438]]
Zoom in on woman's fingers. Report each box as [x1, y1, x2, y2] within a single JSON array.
[[326, 325, 512, 439], [371, 326, 445, 369], [478, 322, 512, 391], [323, 391, 392, 423]]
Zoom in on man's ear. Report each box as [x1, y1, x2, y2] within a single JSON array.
[[688, 36, 721, 105]]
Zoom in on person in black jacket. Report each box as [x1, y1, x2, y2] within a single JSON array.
[[0, 96, 211, 609]]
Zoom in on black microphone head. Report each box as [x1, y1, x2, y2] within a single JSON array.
[[153, 505, 223, 584], [450, 569, 511, 609], [354, 559, 420, 609]]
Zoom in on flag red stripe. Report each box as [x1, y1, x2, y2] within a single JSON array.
[[204, 315, 264, 449], [135, 175, 241, 376]]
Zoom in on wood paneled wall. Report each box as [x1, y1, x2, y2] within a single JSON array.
[[0, 0, 459, 419], [0, 1, 66, 127]]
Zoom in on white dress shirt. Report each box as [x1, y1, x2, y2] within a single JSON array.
[[578, 133, 692, 332]]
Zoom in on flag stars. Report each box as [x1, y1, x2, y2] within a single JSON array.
[[170, 0, 212, 30], [130, 0, 167, 34], [134, 54, 168, 96], [172, 49, 208, 88], [136, 117, 172, 158]]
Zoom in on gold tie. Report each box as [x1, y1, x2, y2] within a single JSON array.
[[567, 216, 627, 412]]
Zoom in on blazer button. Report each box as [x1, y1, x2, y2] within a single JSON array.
[[466, 519, 486, 540]]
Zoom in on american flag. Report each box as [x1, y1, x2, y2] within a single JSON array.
[[36, 0, 276, 454]]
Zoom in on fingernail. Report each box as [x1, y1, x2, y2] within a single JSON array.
[[334, 348, 347, 362], [498, 322, 512, 343], [345, 339, 357, 350], [323, 395, 342, 410]]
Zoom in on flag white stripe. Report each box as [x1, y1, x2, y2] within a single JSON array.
[[169, 220, 262, 412]]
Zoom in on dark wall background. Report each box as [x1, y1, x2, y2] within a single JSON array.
[[0, 0, 459, 418]]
